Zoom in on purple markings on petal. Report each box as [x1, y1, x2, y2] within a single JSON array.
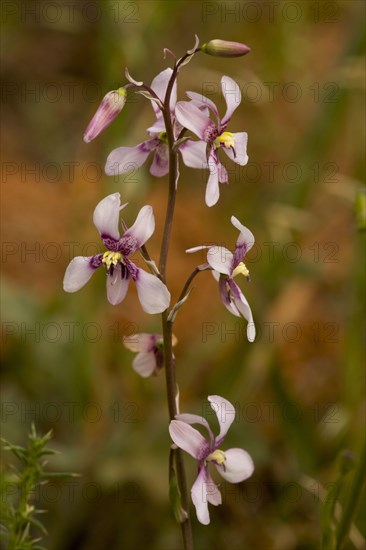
[[118, 235, 139, 256], [83, 89, 127, 143], [89, 254, 103, 268]]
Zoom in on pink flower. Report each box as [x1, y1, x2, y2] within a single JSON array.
[[123, 333, 177, 377], [175, 76, 248, 206], [83, 88, 127, 143], [169, 395, 254, 525], [105, 68, 206, 178], [63, 193, 170, 314], [187, 216, 255, 341]]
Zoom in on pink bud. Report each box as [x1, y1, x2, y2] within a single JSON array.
[[202, 40, 250, 58], [83, 88, 127, 143]]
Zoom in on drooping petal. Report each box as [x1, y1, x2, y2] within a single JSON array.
[[123, 333, 158, 353], [215, 448, 254, 483], [93, 193, 122, 240], [169, 420, 208, 460], [231, 216, 255, 267], [229, 280, 256, 342], [186, 91, 220, 124], [150, 144, 169, 177], [208, 395, 236, 444], [105, 139, 158, 176], [133, 267, 170, 314], [150, 68, 177, 114], [132, 351, 157, 377], [221, 76, 242, 128], [179, 140, 208, 169], [175, 101, 213, 140], [123, 205, 155, 250], [206, 246, 233, 275], [106, 266, 130, 305], [63, 256, 98, 292], [206, 154, 220, 207], [218, 162, 228, 183], [222, 132, 248, 166], [175, 414, 214, 443], [218, 277, 241, 317], [191, 467, 221, 525]]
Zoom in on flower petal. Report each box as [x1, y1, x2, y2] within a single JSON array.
[[186, 91, 220, 123], [179, 140, 208, 169], [106, 265, 130, 305], [217, 277, 241, 317], [206, 155, 220, 207], [123, 333, 158, 353], [133, 268, 170, 314], [150, 144, 169, 177], [123, 205, 155, 249], [229, 280, 256, 342], [150, 68, 176, 114], [105, 140, 157, 176], [63, 256, 97, 292], [175, 101, 213, 140], [222, 132, 248, 166], [169, 420, 208, 460], [83, 89, 127, 143], [208, 395, 236, 444], [206, 246, 233, 275], [216, 448, 254, 483], [231, 216, 255, 267], [221, 76, 242, 127], [93, 193, 122, 240], [191, 467, 221, 525], [132, 351, 157, 377], [175, 414, 214, 442]]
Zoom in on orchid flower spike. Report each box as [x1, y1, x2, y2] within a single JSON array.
[[175, 76, 248, 206], [63, 193, 170, 314], [123, 333, 177, 377], [187, 216, 255, 341], [169, 395, 254, 525], [83, 88, 127, 143]]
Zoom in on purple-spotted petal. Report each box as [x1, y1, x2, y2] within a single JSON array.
[[191, 467, 221, 525], [216, 448, 254, 483], [132, 351, 156, 377], [106, 265, 130, 305], [93, 193, 122, 240], [150, 68, 176, 114], [186, 91, 220, 123], [169, 420, 208, 460], [123, 205, 155, 249], [105, 139, 158, 176], [150, 144, 169, 177], [206, 246, 233, 275], [123, 333, 158, 353], [179, 140, 208, 169], [133, 268, 170, 314], [175, 101, 213, 140], [222, 132, 248, 166], [175, 414, 214, 442], [63, 256, 97, 292], [208, 395, 236, 444], [206, 155, 220, 207], [221, 76, 242, 127]]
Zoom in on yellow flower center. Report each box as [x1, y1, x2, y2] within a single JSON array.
[[102, 251, 123, 270], [232, 262, 250, 279], [206, 449, 226, 465], [214, 131, 235, 149], [158, 131, 168, 143]]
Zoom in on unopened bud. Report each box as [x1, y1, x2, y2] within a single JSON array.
[[83, 88, 127, 143], [202, 39, 250, 58]]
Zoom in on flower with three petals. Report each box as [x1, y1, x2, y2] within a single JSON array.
[[169, 395, 254, 525], [187, 216, 255, 341], [175, 76, 248, 206], [63, 193, 170, 314]]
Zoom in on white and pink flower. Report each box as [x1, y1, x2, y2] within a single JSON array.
[[187, 216, 255, 341], [63, 193, 170, 314], [123, 333, 177, 377], [175, 76, 248, 206], [169, 395, 254, 525]]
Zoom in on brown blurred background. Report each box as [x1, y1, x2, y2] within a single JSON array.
[[1, 1, 365, 549]]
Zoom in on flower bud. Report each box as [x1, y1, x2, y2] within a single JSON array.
[[83, 88, 127, 143], [201, 39, 250, 58]]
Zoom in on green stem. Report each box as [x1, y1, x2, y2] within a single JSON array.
[[335, 440, 366, 550], [158, 53, 197, 550]]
